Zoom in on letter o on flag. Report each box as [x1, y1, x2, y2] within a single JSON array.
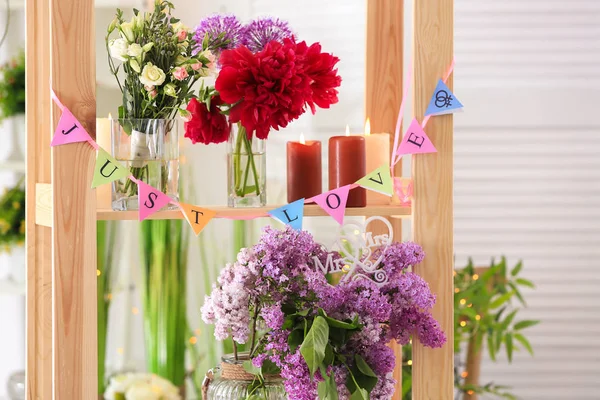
[[326, 193, 341, 209]]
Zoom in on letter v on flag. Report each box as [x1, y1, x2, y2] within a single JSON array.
[[268, 198, 305, 231], [51, 108, 94, 146], [395, 118, 437, 158], [356, 165, 393, 197], [179, 203, 217, 236], [137, 181, 172, 221], [312, 185, 351, 225], [92, 148, 130, 188]]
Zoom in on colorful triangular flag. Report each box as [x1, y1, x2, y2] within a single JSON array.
[[313, 185, 351, 225], [137, 181, 172, 221], [91, 148, 130, 188], [395, 118, 437, 157], [394, 178, 413, 206], [424, 79, 463, 116], [179, 202, 217, 236], [356, 165, 393, 197], [268, 198, 305, 231], [51, 108, 94, 146]]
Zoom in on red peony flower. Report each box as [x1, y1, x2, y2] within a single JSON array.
[[184, 96, 230, 145], [215, 38, 341, 139]]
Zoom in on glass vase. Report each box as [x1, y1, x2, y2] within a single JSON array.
[[205, 354, 286, 400], [110, 119, 179, 211], [227, 123, 267, 207]]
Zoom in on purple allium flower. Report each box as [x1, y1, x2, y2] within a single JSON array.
[[241, 17, 294, 52], [194, 14, 244, 53]]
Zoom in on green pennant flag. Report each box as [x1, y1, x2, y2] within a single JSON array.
[[356, 164, 393, 197], [91, 147, 130, 188]]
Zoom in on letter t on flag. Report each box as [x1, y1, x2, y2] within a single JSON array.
[[51, 108, 95, 146], [92, 148, 130, 188], [137, 180, 172, 221], [356, 165, 393, 197], [268, 198, 305, 231], [179, 203, 217, 236]]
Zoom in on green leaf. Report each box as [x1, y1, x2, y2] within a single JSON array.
[[506, 333, 513, 363], [318, 380, 329, 400], [511, 260, 523, 276], [326, 371, 339, 400], [325, 316, 360, 330], [516, 278, 535, 288], [355, 355, 377, 378], [350, 388, 369, 400], [487, 334, 496, 361], [300, 316, 329, 376], [513, 320, 540, 331], [500, 309, 519, 331], [508, 282, 527, 306], [489, 291, 514, 309], [324, 343, 334, 366], [243, 360, 261, 376], [514, 333, 534, 356], [288, 329, 304, 353], [261, 359, 280, 375]]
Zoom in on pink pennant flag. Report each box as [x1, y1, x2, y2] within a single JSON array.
[[137, 180, 173, 221], [395, 118, 437, 157], [312, 185, 351, 225], [50, 108, 95, 147]]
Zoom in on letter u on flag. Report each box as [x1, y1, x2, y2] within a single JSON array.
[[51, 108, 94, 146], [178, 203, 217, 236], [268, 198, 305, 231], [92, 148, 130, 188], [137, 181, 172, 221], [356, 165, 393, 197], [312, 185, 351, 225]]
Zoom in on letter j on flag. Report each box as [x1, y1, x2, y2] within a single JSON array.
[[268, 198, 305, 231]]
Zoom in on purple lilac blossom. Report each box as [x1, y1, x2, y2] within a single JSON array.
[[280, 349, 317, 400], [194, 14, 244, 53], [241, 17, 294, 52]]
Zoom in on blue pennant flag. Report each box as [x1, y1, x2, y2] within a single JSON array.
[[268, 198, 305, 231], [424, 79, 464, 116]]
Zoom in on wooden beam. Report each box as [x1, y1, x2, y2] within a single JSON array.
[[50, 0, 98, 398], [365, 1, 404, 398], [26, 0, 53, 397], [411, 0, 454, 399]]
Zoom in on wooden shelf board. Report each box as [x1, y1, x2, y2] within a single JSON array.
[[97, 204, 412, 221]]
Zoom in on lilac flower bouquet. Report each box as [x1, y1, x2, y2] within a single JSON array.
[[202, 227, 446, 400]]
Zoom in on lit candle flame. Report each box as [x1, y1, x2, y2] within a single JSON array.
[[345, 125, 350, 136], [299, 133, 305, 145], [365, 118, 371, 136], [108, 113, 112, 120]]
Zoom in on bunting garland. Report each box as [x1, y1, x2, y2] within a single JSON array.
[[49, 59, 460, 235]]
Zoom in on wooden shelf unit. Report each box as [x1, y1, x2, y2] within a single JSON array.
[[25, 0, 454, 399]]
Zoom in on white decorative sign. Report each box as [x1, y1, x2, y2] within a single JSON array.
[[313, 216, 393, 287]]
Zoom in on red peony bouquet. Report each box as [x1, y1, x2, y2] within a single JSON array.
[[185, 15, 342, 206]]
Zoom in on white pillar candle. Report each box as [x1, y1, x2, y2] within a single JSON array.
[[363, 119, 391, 205]]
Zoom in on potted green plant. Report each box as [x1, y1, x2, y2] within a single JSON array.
[[401, 257, 540, 399]]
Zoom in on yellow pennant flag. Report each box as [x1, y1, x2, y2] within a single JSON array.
[[179, 202, 217, 236], [356, 164, 393, 196], [91, 148, 130, 188]]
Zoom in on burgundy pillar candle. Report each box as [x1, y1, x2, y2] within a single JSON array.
[[328, 129, 366, 207], [287, 136, 322, 202]]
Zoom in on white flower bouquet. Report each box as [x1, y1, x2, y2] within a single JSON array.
[[104, 373, 181, 400]]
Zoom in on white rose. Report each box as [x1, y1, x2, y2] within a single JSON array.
[[125, 383, 160, 400], [109, 38, 128, 61], [150, 375, 180, 400], [171, 22, 188, 34], [120, 21, 135, 42], [127, 43, 143, 59], [139, 63, 166, 87]]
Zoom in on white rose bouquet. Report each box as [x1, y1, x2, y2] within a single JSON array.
[[106, 0, 216, 194], [104, 373, 181, 400]]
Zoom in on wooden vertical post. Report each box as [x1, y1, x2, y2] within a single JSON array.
[[50, 0, 98, 398], [411, 0, 454, 399], [365, 1, 404, 398], [25, 0, 53, 398]]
